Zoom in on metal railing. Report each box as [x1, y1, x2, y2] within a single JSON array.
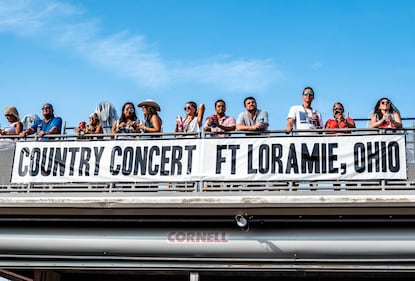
[[1, 126, 415, 193]]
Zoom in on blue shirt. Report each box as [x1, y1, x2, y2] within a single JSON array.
[[31, 117, 62, 137]]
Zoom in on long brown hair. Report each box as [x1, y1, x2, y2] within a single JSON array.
[[119, 102, 138, 123], [144, 106, 158, 122], [373, 97, 394, 120]]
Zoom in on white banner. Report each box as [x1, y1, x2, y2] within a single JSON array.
[[11, 134, 407, 183]]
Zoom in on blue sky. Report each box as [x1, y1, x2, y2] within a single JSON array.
[[1, 0, 415, 133]]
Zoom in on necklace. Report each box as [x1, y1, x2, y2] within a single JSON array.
[[302, 105, 313, 123]]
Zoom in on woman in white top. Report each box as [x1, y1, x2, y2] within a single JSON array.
[[175, 101, 205, 135], [0, 106, 23, 136]]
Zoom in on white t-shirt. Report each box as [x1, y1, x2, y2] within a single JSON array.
[[287, 105, 322, 131]]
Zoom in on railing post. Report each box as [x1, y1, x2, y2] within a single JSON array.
[[198, 180, 204, 192], [34, 271, 60, 281], [189, 272, 199, 281]]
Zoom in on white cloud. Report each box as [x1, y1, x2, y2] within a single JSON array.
[[0, 0, 282, 92], [0, 0, 83, 35], [172, 57, 282, 92], [58, 27, 169, 88]]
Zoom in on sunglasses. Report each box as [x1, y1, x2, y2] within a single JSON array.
[[303, 92, 314, 96], [42, 107, 51, 110], [184, 106, 193, 110], [381, 101, 390, 105], [4, 114, 12, 117], [333, 107, 343, 111]]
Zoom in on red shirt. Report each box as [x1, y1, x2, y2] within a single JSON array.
[[324, 118, 355, 134], [378, 120, 397, 129]]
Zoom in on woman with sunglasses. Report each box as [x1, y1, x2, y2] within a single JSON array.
[[74, 113, 103, 135], [324, 102, 356, 134], [137, 99, 162, 134], [111, 102, 140, 135], [0, 106, 23, 136], [370, 98, 402, 129], [175, 101, 205, 135]]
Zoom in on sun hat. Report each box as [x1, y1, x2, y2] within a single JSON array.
[[4, 106, 20, 120], [137, 99, 161, 112]]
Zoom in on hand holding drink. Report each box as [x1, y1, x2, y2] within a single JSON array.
[[312, 110, 321, 128], [210, 115, 218, 128]]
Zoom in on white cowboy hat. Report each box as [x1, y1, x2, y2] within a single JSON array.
[[137, 99, 161, 112]]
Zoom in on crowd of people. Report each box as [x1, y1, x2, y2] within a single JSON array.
[[0, 87, 403, 139]]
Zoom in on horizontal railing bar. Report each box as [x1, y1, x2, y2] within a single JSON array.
[[2, 127, 415, 141]]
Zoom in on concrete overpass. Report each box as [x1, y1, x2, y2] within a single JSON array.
[[0, 130, 415, 280]]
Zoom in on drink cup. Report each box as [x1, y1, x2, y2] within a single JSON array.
[[211, 115, 218, 128], [80, 121, 86, 129], [176, 115, 183, 124]]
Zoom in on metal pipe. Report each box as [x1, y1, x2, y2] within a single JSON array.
[[0, 227, 415, 259]]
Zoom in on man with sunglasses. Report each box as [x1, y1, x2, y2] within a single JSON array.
[[19, 103, 62, 140], [285, 87, 322, 134], [324, 102, 356, 134]]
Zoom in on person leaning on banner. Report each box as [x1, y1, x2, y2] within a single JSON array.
[[236, 96, 269, 133], [324, 102, 356, 134], [204, 99, 236, 137], [370, 97, 402, 131], [19, 103, 62, 140], [285, 86, 322, 134]]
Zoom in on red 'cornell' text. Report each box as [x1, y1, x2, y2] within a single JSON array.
[[167, 231, 228, 243]]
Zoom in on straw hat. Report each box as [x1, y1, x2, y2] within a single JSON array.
[[137, 99, 161, 112], [4, 106, 20, 120]]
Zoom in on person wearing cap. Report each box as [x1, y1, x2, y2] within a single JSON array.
[[137, 99, 162, 133], [285, 87, 322, 134], [1, 106, 23, 135], [74, 112, 103, 135], [19, 103, 62, 139]]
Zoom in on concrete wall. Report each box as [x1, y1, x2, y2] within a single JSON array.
[[0, 141, 15, 185]]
